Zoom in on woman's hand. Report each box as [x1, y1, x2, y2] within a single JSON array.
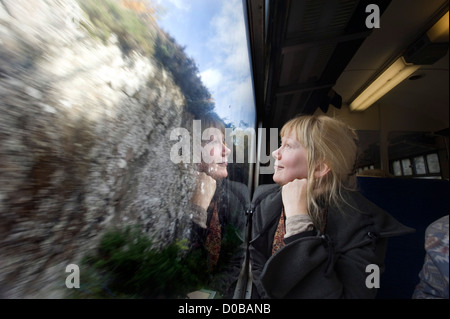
[[281, 178, 308, 218], [190, 172, 217, 211]]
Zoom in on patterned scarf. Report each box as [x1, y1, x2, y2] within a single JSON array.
[[205, 201, 221, 270], [272, 209, 286, 255]]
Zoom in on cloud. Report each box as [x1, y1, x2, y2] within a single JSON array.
[[208, 0, 249, 76], [165, 0, 191, 11], [203, 0, 254, 125], [200, 68, 223, 90]]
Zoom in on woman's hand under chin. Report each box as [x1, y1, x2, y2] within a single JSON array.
[[190, 171, 217, 211], [281, 178, 309, 218]]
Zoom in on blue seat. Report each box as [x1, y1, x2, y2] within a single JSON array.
[[357, 176, 449, 299]]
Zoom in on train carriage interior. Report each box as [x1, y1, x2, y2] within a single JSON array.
[[0, 0, 448, 300], [245, 0, 449, 299]]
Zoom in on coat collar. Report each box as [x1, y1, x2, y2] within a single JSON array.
[[250, 184, 414, 251]]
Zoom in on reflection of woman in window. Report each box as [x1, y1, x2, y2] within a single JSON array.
[[187, 112, 249, 298], [249, 115, 414, 299]]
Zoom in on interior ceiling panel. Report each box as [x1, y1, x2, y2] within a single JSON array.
[[245, 0, 449, 183], [269, 0, 392, 127], [246, 0, 392, 129]]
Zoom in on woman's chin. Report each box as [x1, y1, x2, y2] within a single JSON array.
[[208, 169, 228, 181], [272, 173, 283, 185]]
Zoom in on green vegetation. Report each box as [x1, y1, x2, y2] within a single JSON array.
[[77, 0, 156, 55], [154, 32, 214, 116], [70, 226, 207, 298]]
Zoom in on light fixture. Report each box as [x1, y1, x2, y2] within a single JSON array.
[[426, 11, 449, 42], [349, 10, 449, 112], [349, 57, 421, 111]]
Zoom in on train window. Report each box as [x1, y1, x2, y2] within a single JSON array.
[[413, 156, 426, 175], [391, 153, 442, 179], [155, 0, 256, 298], [0, 0, 255, 299], [157, 0, 256, 180], [357, 165, 375, 173], [392, 161, 402, 176], [427, 153, 441, 174], [401, 159, 413, 176]]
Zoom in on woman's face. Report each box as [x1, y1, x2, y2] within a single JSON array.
[[272, 129, 308, 186], [200, 131, 231, 180]]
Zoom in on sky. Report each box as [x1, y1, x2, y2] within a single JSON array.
[[153, 0, 256, 128]]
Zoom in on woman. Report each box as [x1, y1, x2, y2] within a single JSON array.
[[186, 112, 249, 298], [249, 115, 414, 298]]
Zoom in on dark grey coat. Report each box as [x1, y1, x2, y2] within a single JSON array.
[[249, 183, 415, 299], [190, 179, 250, 298]]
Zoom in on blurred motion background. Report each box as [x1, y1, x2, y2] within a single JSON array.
[[0, 0, 233, 298]]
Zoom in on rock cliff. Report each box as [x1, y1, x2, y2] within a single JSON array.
[[0, 0, 198, 298]]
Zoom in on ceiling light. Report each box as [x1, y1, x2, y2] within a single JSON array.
[[427, 11, 449, 42], [349, 57, 421, 111], [349, 10, 448, 112]]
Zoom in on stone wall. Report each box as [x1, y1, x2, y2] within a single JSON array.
[[0, 0, 196, 298]]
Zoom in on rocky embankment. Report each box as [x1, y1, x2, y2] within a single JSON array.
[[0, 0, 197, 298]]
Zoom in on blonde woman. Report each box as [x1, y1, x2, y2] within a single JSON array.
[[249, 115, 414, 298]]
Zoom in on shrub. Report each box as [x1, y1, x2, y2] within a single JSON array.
[[76, 0, 156, 55], [72, 226, 207, 298]]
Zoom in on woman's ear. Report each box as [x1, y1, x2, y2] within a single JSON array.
[[314, 162, 330, 178]]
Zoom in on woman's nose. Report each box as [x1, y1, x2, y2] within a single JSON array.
[[272, 147, 280, 160], [223, 143, 231, 158]]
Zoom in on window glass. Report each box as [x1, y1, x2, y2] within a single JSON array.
[[2, 0, 255, 299], [393, 160, 402, 176], [401, 159, 413, 175], [155, 0, 255, 298], [413, 156, 426, 175], [427, 153, 441, 173], [157, 0, 256, 178]]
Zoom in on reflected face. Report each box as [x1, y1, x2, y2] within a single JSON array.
[[200, 131, 231, 180], [272, 130, 308, 185]]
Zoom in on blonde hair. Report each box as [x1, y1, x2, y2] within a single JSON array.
[[280, 115, 358, 230]]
